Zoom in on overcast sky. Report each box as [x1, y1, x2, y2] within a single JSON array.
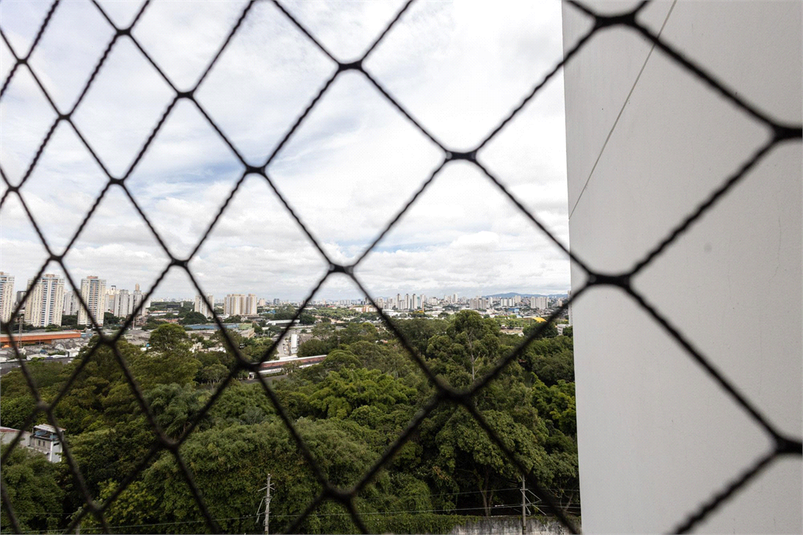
[[0, 0, 571, 301]]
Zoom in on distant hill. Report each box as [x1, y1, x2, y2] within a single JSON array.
[[484, 292, 568, 299]]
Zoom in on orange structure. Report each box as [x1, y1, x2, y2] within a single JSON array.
[[0, 331, 82, 348]]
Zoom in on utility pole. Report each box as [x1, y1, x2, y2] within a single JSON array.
[[521, 475, 527, 535], [264, 474, 271, 535], [257, 474, 273, 535]]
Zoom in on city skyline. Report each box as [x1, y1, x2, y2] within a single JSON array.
[[0, 270, 567, 331], [0, 269, 568, 309], [2, 0, 571, 301]]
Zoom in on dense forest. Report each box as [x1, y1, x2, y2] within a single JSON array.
[[0, 311, 577, 534]]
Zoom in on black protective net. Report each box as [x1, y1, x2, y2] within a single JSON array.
[[0, 0, 800, 533]]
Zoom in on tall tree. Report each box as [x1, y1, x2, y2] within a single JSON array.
[[427, 311, 500, 383], [1, 446, 65, 533]]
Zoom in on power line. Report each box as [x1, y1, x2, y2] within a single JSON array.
[[15, 504, 561, 534]]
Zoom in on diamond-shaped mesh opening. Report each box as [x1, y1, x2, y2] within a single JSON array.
[[125, 99, 246, 260], [631, 142, 802, 433], [194, 0, 337, 165], [0, 66, 57, 186], [59, 187, 170, 309], [26, 0, 115, 113], [268, 71, 443, 264], [365, 0, 566, 149], [478, 73, 569, 231], [0, 0, 54, 58], [0, 193, 53, 283], [187, 174, 329, 299], [1, 1, 800, 534], [18, 122, 109, 256], [132, 0, 249, 92], [70, 37, 175, 178]]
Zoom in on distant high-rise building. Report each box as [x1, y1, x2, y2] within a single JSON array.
[[23, 274, 65, 327], [78, 276, 106, 327], [113, 289, 132, 318], [0, 272, 14, 323], [105, 285, 117, 313], [245, 294, 258, 315], [132, 284, 146, 317], [469, 296, 490, 310], [194, 295, 214, 318], [136, 285, 151, 315], [62, 290, 79, 316], [224, 294, 246, 316]]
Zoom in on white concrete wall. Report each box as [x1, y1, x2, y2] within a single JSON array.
[[562, 1, 801, 533], [449, 517, 575, 535]]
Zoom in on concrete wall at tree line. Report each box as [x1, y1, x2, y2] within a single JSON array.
[[449, 517, 574, 535], [562, 1, 801, 533]]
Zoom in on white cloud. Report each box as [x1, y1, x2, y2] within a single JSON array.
[[1, 0, 571, 301], [281, 0, 409, 62], [0, 0, 54, 57], [193, 0, 338, 164], [133, 0, 250, 91], [354, 162, 570, 298], [28, 0, 116, 112], [71, 37, 176, 177], [0, 67, 57, 184], [365, 0, 565, 149]]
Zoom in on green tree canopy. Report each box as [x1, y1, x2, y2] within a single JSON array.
[[305, 367, 417, 420], [523, 320, 558, 339], [148, 323, 190, 352], [180, 311, 209, 325], [394, 318, 447, 355], [0, 446, 65, 533], [427, 310, 501, 384]]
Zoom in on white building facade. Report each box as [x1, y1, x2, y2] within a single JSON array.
[[563, 1, 801, 533], [224, 294, 257, 316], [244, 294, 258, 315], [62, 290, 79, 316], [23, 274, 64, 327], [78, 276, 106, 327], [0, 272, 14, 324], [27, 424, 63, 463], [112, 289, 131, 318], [194, 294, 214, 318], [132, 284, 146, 317]]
